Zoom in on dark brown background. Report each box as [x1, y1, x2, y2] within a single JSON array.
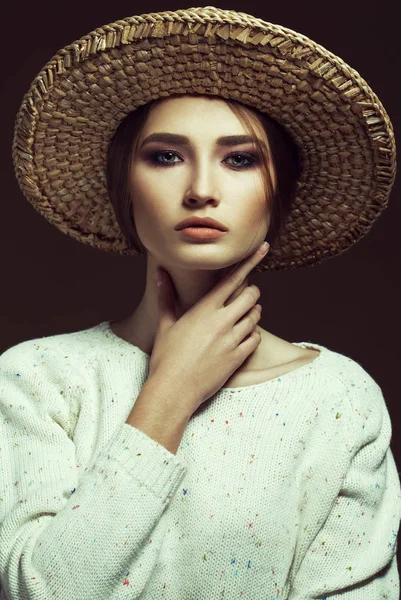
[[1, 0, 400, 567]]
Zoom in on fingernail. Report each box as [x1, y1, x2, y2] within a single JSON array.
[[259, 241, 269, 254]]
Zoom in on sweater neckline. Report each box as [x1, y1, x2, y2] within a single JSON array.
[[98, 320, 326, 391]]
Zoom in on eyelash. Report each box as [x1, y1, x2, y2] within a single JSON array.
[[146, 150, 259, 170]]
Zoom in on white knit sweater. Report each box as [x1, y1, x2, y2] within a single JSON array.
[[0, 320, 400, 599]]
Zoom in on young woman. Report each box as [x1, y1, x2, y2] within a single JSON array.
[[1, 6, 400, 599], [107, 93, 320, 392]]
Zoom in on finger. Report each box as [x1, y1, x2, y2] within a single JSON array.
[[209, 242, 269, 308]]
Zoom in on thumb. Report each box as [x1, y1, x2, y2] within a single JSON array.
[[155, 268, 176, 325]]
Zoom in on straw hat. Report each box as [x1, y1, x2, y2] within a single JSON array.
[[12, 6, 396, 271]]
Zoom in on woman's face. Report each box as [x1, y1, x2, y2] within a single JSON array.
[[129, 95, 274, 274]]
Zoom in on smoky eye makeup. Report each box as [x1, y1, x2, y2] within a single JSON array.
[[140, 146, 261, 170]]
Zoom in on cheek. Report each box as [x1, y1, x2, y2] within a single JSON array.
[[237, 190, 270, 224], [243, 199, 271, 235], [129, 164, 174, 201], [129, 174, 170, 233], [129, 169, 158, 212], [132, 198, 169, 232], [236, 174, 268, 213]]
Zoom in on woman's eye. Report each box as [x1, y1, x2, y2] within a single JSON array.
[[147, 150, 258, 169], [226, 153, 257, 169], [149, 151, 181, 166]]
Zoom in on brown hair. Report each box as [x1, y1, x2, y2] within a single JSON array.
[[106, 94, 300, 257]]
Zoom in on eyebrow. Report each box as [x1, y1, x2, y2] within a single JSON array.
[[140, 132, 265, 148]]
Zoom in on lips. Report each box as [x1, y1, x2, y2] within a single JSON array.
[[175, 217, 228, 231]]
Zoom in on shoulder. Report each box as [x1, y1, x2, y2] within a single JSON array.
[[287, 341, 393, 462], [294, 339, 381, 390], [310, 341, 391, 440], [0, 321, 113, 394], [0, 322, 111, 431], [315, 341, 383, 395], [0, 321, 109, 364]]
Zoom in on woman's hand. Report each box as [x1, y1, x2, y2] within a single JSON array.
[[147, 242, 269, 418]]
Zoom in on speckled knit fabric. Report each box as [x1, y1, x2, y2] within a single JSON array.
[[0, 320, 400, 599]]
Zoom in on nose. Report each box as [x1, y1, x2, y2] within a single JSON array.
[[184, 159, 220, 205]]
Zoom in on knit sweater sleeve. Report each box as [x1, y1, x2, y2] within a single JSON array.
[[288, 368, 401, 599], [0, 341, 187, 599]]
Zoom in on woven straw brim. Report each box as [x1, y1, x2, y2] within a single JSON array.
[[12, 6, 396, 271]]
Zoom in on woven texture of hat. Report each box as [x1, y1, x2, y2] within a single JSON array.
[[12, 6, 396, 270]]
